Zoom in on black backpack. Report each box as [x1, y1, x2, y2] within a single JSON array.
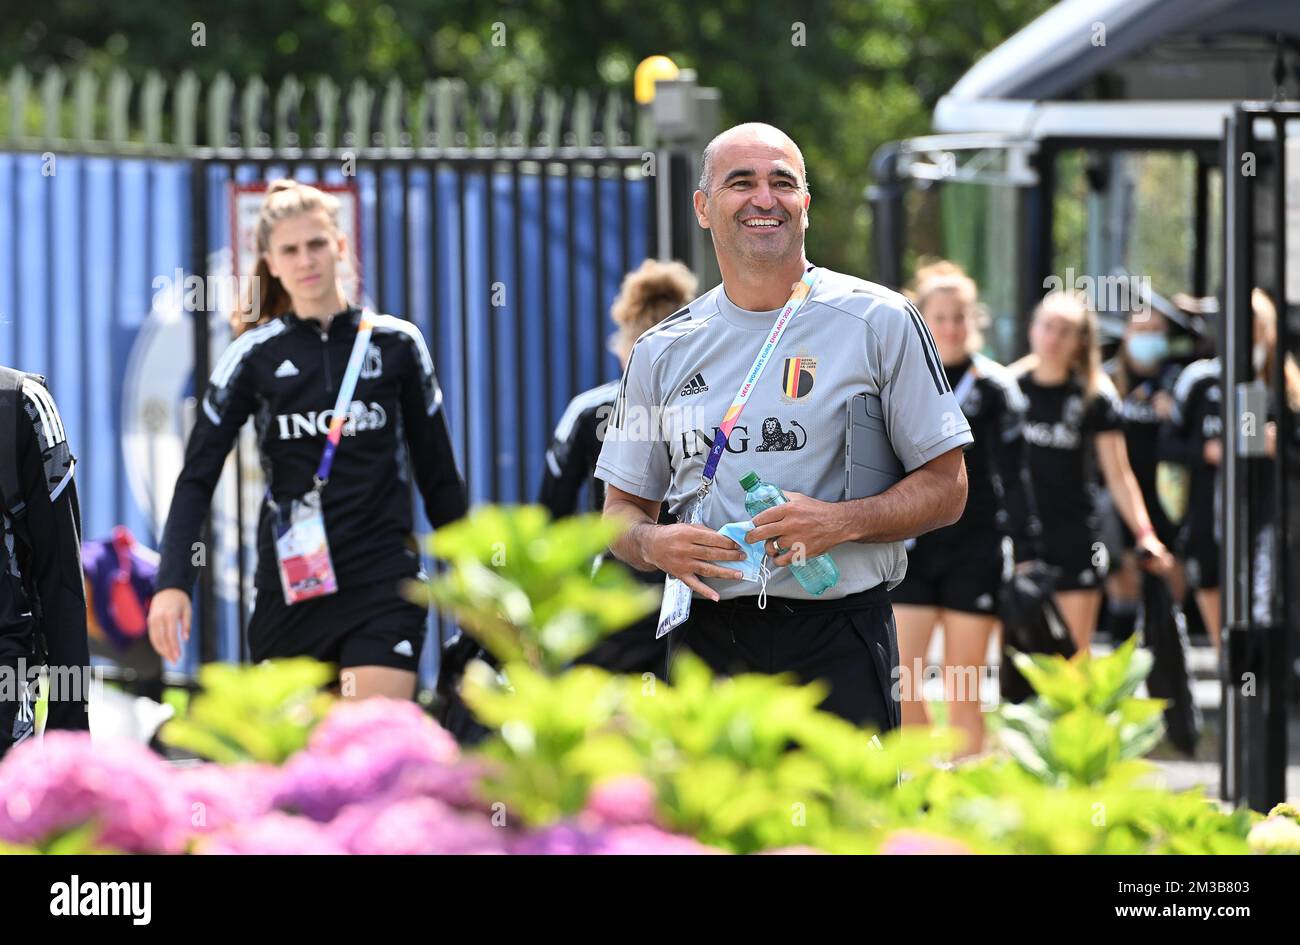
[[0, 367, 42, 661]]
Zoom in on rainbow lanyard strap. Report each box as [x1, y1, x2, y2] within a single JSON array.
[[692, 267, 820, 505], [313, 308, 375, 491]]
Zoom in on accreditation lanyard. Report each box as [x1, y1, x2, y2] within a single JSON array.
[[692, 266, 820, 507], [657, 268, 821, 639], [313, 309, 375, 489]]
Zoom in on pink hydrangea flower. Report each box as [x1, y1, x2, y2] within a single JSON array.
[[307, 698, 459, 762], [511, 822, 724, 855], [582, 775, 658, 827], [0, 732, 188, 853], [273, 699, 475, 820], [880, 830, 974, 855], [198, 811, 347, 855], [331, 797, 509, 854], [173, 762, 279, 835]]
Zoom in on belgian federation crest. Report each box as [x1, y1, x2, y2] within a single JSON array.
[[780, 356, 816, 402]]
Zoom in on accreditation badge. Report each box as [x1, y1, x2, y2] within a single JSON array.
[[274, 489, 339, 606], [656, 493, 704, 639]]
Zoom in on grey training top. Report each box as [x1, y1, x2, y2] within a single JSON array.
[[594, 266, 974, 600]]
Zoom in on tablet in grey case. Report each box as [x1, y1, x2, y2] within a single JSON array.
[[845, 391, 904, 500]]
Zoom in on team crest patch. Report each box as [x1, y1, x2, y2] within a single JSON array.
[[780, 356, 816, 401]]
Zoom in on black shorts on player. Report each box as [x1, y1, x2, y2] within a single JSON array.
[[1014, 368, 1124, 593], [1181, 530, 1220, 591], [1041, 525, 1110, 591], [891, 353, 1041, 616], [248, 576, 428, 673], [891, 531, 1008, 615]]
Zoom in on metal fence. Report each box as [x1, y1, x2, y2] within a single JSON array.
[[1220, 100, 1299, 811], [2, 64, 651, 152], [1, 68, 660, 687]]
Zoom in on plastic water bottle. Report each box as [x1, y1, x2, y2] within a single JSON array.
[[740, 470, 839, 595]]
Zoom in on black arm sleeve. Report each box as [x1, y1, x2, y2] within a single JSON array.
[[538, 404, 599, 519], [17, 385, 90, 731], [400, 338, 469, 529], [155, 368, 258, 593]]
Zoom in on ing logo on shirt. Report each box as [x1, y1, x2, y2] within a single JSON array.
[[780, 356, 817, 402]]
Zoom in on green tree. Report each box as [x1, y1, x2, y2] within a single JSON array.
[[2, 0, 1054, 276]]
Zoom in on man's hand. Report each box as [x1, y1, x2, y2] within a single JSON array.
[[645, 523, 746, 602], [744, 491, 848, 567]]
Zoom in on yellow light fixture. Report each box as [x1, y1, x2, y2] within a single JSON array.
[[634, 55, 679, 105]]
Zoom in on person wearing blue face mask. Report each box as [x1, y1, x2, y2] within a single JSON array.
[[1102, 306, 1186, 644]]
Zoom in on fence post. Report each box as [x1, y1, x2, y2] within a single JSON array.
[[313, 76, 338, 148], [107, 68, 131, 147], [477, 82, 501, 147], [141, 70, 166, 148], [175, 70, 200, 149], [72, 69, 97, 143], [40, 67, 65, 143], [207, 72, 234, 148], [572, 89, 592, 148], [274, 74, 303, 149], [9, 65, 31, 141], [382, 77, 406, 148], [344, 78, 373, 149], [241, 76, 269, 149]]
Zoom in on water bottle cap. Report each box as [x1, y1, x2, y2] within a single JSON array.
[[740, 471, 760, 491]]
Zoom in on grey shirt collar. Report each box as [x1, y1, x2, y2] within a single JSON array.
[[715, 284, 787, 331]]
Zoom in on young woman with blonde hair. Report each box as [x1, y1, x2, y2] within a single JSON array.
[[148, 180, 468, 699], [892, 261, 1042, 755], [1011, 291, 1173, 651]]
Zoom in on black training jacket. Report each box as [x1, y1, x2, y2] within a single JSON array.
[[157, 307, 468, 595], [1, 368, 90, 731]]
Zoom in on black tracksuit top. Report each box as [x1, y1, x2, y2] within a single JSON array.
[[157, 307, 468, 595]]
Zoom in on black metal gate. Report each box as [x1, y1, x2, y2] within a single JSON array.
[[1220, 101, 1298, 810]]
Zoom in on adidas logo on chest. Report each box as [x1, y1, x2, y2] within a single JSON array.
[[679, 372, 709, 397]]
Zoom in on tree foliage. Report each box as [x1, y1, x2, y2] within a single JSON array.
[[2, 0, 1055, 274]]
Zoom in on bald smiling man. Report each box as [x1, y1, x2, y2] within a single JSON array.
[[596, 123, 971, 730]]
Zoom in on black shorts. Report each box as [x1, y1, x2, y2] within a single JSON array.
[[890, 531, 1006, 616], [667, 585, 899, 732], [1042, 525, 1109, 592], [1180, 530, 1221, 591], [247, 575, 427, 673]]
